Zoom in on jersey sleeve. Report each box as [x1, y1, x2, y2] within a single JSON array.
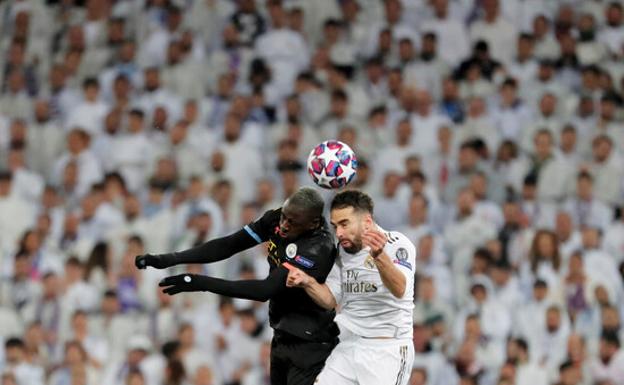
[[325, 263, 343, 305], [285, 232, 336, 283], [383, 232, 416, 279], [244, 208, 281, 243]]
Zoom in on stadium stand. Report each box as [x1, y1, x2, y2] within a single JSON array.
[[0, 0, 624, 384]]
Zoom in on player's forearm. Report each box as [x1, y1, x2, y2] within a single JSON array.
[[304, 281, 337, 310], [174, 268, 287, 302], [193, 277, 277, 302], [374, 253, 406, 298], [159, 229, 258, 267]]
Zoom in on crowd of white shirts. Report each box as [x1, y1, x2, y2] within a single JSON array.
[[1, 0, 624, 384]]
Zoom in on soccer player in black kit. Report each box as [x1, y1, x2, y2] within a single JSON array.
[[135, 187, 338, 385]]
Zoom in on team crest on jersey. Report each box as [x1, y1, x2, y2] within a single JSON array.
[[286, 243, 297, 259], [364, 255, 376, 269], [394, 247, 412, 270]]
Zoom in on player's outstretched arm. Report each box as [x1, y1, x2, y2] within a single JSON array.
[[363, 230, 406, 298], [286, 266, 337, 310], [157, 266, 289, 302], [135, 228, 259, 270]]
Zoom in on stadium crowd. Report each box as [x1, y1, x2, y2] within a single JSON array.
[[0, 0, 624, 384]]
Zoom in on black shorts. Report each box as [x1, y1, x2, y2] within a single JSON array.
[[270, 333, 338, 385]]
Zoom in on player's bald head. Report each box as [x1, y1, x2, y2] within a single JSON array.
[[285, 187, 325, 220]]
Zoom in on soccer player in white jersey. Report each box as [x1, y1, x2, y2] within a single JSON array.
[[286, 190, 416, 385]]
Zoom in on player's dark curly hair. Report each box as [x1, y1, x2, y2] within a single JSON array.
[[330, 190, 374, 214]]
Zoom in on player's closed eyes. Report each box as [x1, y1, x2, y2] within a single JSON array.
[[332, 220, 349, 229], [281, 215, 303, 227]]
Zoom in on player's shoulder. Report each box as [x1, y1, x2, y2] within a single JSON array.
[[383, 230, 414, 250], [252, 207, 282, 228], [384, 230, 416, 271], [296, 226, 336, 255], [286, 227, 336, 271], [382, 229, 416, 262], [262, 207, 282, 221], [245, 207, 282, 242]]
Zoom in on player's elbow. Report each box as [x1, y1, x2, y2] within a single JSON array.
[[390, 288, 405, 299], [252, 282, 282, 302], [390, 281, 406, 298], [253, 286, 280, 302], [322, 288, 338, 309], [320, 298, 337, 310]]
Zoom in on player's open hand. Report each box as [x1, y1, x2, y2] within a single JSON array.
[[286, 266, 311, 288], [362, 229, 387, 258], [158, 274, 202, 295]]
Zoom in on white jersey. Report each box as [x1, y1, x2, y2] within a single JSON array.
[[326, 227, 416, 340]]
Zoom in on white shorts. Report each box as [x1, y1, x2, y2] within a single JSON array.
[[315, 329, 414, 385]]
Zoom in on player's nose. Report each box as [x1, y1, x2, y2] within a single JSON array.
[[279, 220, 290, 234]]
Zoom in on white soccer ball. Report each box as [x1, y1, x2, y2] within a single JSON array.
[[307, 140, 358, 189]]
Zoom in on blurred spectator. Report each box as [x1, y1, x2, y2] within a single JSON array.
[[1, 337, 44, 385], [65, 78, 109, 137], [590, 331, 624, 384], [48, 340, 99, 385], [562, 171, 612, 231], [469, 0, 518, 66]]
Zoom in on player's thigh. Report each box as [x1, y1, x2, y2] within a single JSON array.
[[270, 344, 289, 385], [285, 361, 331, 385], [314, 342, 357, 385], [314, 365, 357, 385], [354, 343, 414, 385], [274, 338, 336, 385]]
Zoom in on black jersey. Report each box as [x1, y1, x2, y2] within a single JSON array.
[[245, 208, 339, 342]]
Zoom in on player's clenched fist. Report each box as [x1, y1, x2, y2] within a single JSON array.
[[286, 266, 312, 288], [362, 229, 387, 258], [135, 253, 174, 269]]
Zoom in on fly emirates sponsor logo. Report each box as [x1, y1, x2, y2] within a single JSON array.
[[342, 269, 378, 293]]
